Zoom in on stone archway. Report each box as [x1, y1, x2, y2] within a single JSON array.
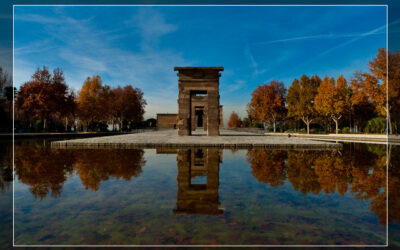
[[174, 67, 223, 136]]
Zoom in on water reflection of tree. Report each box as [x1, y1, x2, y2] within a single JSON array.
[[0, 141, 12, 192], [313, 152, 351, 195], [286, 151, 321, 194], [14, 141, 145, 197], [74, 149, 145, 191], [247, 144, 389, 225], [14, 140, 75, 199], [247, 150, 287, 187]]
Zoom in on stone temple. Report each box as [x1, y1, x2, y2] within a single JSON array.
[[157, 67, 224, 136]]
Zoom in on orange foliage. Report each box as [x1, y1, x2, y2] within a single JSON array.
[[14, 143, 145, 195], [247, 150, 287, 187], [16, 67, 73, 129], [14, 141, 75, 199], [227, 111, 241, 128], [247, 81, 286, 132], [74, 149, 145, 191]]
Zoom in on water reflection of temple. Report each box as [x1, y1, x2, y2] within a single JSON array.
[[157, 148, 223, 215]]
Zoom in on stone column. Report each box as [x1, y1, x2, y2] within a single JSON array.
[[177, 88, 191, 136], [207, 90, 220, 136]]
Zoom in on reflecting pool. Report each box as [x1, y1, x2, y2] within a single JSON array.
[[1, 138, 399, 246]]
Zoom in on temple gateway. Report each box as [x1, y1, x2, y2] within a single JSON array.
[[157, 67, 224, 136]]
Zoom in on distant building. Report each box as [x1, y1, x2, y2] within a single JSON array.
[[157, 113, 178, 129]]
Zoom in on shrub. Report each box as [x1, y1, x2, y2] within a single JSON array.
[[342, 127, 350, 133], [365, 117, 386, 134]]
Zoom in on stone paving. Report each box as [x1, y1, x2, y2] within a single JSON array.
[[51, 129, 341, 149]]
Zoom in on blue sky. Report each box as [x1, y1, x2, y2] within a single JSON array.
[[14, 6, 387, 122]]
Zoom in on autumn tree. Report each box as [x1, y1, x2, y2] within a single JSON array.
[[111, 85, 146, 131], [368, 48, 400, 134], [121, 85, 146, 129], [227, 111, 241, 128], [386, 50, 400, 134], [16, 67, 72, 130], [247, 81, 287, 132], [350, 72, 382, 132], [348, 49, 400, 134], [77, 75, 113, 130], [315, 75, 348, 134], [242, 116, 251, 127], [287, 75, 321, 134]]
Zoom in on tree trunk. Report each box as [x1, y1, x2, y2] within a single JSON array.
[[65, 117, 68, 132], [334, 119, 338, 134], [302, 117, 311, 134], [350, 111, 353, 132], [273, 120, 276, 133], [43, 119, 47, 130]]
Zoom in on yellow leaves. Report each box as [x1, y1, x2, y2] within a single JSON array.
[[315, 75, 347, 119], [287, 75, 320, 123], [77, 75, 113, 123]]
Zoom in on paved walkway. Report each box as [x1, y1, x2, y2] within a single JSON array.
[[51, 129, 341, 149], [265, 132, 398, 144]]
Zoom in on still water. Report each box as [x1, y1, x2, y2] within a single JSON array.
[[1, 138, 399, 246]]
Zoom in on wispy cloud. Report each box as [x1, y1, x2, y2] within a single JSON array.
[[125, 7, 177, 50], [305, 24, 386, 65], [254, 29, 385, 46], [14, 14, 64, 24], [222, 80, 246, 93], [244, 43, 266, 77], [14, 7, 189, 118]]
